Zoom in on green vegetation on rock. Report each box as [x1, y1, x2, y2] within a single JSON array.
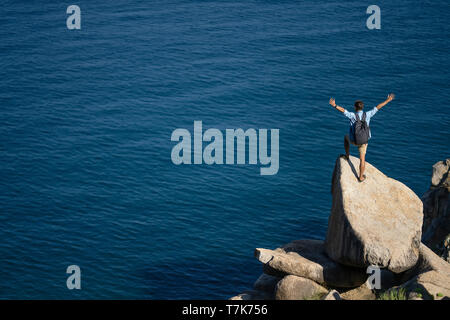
[[377, 288, 407, 300]]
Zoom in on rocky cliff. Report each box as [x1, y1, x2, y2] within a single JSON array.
[[422, 159, 450, 262], [231, 156, 450, 300]]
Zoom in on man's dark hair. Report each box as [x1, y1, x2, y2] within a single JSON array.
[[354, 100, 364, 111]]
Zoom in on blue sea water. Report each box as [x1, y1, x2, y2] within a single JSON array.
[[0, 1, 449, 299]]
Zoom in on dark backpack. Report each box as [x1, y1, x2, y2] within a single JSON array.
[[353, 112, 370, 145]]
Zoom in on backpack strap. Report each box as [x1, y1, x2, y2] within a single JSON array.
[[355, 112, 366, 122]]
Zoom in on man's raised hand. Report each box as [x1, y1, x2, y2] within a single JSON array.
[[329, 98, 336, 107], [387, 93, 395, 102], [376, 93, 395, 110]]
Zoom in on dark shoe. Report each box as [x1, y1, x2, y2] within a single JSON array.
[[358, 174, 367, 182]]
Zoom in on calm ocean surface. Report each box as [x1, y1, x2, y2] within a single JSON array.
[[0, 1, 449, 299]]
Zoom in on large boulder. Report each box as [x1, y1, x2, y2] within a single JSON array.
[[275, 275, 328, 300], [325, 156, 423, 273], [421, 159, 450, 257], [255, 239, 367, 287]]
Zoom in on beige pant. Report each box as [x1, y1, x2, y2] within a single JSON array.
[[345, 135, 368, 156]]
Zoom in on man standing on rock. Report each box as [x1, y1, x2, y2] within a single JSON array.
[[328, 94, 395, 182]]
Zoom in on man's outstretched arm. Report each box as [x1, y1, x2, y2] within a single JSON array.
[[376, 93, 395, 110], [329, 98, 345, 113]]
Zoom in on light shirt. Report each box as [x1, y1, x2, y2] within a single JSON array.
[[343, 107, 378, 142]]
